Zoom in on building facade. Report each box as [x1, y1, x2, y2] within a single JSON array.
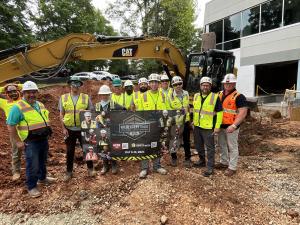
[[204, 0, 300, 97]]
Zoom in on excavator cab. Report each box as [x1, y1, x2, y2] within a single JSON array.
[[185, 50, 235, 93]]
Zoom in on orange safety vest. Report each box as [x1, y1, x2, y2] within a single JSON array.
[[219, 90, 240, 125]]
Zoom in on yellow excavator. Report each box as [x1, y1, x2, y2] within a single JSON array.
[[0, 33, 235, 94]]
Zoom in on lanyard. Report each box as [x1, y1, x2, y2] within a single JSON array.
[[198, 93, 208, 124]]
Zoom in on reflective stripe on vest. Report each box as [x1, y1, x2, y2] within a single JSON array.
[[193, 92, 218, 129], [219, 90, 239, 124], [62, 93, 89, 127], [16, 100, 50, 141]]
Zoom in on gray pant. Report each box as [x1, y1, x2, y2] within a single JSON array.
[[218, 128, 240, 171], [194, 127, 215, 169], [141, 157, 161, 170], [10, 136, 21, 174]]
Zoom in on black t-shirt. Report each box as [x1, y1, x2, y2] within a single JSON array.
[[220, 89, 247, 129]]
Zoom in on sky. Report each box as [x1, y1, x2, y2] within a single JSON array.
[[92, 0, 211, 33]]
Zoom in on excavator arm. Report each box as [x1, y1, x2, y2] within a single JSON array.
[[0, 33, 187, 83]]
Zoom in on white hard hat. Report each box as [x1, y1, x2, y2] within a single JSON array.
[[88, 146, 94, 149], [22, 81, 39, 92], [148, 73, 160, 82], [171, 76, 183, 85], [200, 77, 212, 85], [98, 85, 112, 95], [100, 129, 107, 134], [138, 77, 148, 85], [161, 74, 169, 81], [124, 80, 133, 87], [84, 111, 92, 117], [222, 73, 237, 83]]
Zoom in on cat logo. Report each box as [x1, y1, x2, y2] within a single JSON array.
[[122, 48, 133, 57], [113, 45, 138, 57]]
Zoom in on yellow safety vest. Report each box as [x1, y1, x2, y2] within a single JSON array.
[[0, 98, 20, 119], [61, 93, 89, 127], [95, 101, 115, 112], [16, 100, 50, 141], [138, 91, 167, 111], [168, 90, 190, 121], [111, 93, 124, 107], [193, 92, 219, 129]]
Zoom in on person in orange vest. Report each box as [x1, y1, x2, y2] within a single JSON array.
[[216, 73, 248, 176], [0, 83, 22, 180]]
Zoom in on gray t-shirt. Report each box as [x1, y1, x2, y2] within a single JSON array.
[[58, 94, 94, 131]]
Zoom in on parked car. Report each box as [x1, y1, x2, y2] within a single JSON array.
[[93, 71, 111, 80], [70, 72, 100, 81]]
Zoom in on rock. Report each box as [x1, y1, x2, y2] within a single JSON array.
[[271, 110, 281, 119], [160, 215, 168, 224], [286, 209, 299, 218], [79, 190, 88, 200]]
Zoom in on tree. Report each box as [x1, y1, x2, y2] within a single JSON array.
[[0, 0, 34, 49], [31, 0, 116, 73]]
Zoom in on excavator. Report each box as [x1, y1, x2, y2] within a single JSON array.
[[0, 33, 235, 94]]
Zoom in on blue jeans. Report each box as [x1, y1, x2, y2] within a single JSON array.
[[25, 138, 48, 190], [141, 157, 161, 170]]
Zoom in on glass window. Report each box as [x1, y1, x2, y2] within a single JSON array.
[[209, 20, 223, 43], [261, 0, 283, 32], [224, 13, 241, 41], [224, 39, 240, 50], [241, 6, 260, 37], [216, 43, 223, 50], [284, 0, 300, 26]]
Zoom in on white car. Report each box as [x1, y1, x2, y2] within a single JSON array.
[[93, 71, 119, 81], [70, 72, 100, 81]]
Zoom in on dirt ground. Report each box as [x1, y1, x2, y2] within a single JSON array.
[[0, 81, 299, 225]]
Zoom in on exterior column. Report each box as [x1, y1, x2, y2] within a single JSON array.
[[297, 60, 300, 99]]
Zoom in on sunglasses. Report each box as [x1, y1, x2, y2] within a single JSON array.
[[161, 80, 169, 83], [173, 83, 182, 87]]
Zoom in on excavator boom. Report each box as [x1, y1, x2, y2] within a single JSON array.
[[0, 33, 186, 83]]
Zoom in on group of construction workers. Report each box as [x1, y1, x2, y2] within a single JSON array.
[[0, 72, 247, 198]]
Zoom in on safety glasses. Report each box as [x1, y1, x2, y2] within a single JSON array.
[[173, 82, 182, 87]]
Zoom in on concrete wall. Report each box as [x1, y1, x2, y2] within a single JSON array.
[[204, 0, 265, 25], [240, 24, 300, 66], [231, 49, 255, 97]]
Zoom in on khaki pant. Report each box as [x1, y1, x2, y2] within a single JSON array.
[[218, 128, 239, 171], [10, 136, 21, 174]]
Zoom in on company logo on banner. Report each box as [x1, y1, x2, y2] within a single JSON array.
[[119, 114, 150, 140]]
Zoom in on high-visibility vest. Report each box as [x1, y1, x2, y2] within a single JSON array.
[[123, 93, 133, 109], [132, 91, 142, 110], [159, 87, 172, 96], [219, 90, 240, 125], [95, 101, 115, 112], [168, 90, 190, 121], [61, 93, 89, 127], [138, 91, 167, 111], [111, 93, 124, 107], [0, 98, 20, 119], [193, 92, 218, 129], [16, 100, 50, 141]]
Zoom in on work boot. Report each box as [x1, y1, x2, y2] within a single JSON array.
[[154, 167, 167, 175], [38, 176, 56, 186], [224, 168, 236, 177], [171, 158, 177, 167], [215, 163, 228, 170], [193, 160, 206, 168], [63, 172, 73, 182], [12, 172, 21, 181], [88, 168, 96, 177], [139, 170, 148, 179], [203, 168, 214, 177], [183, 159, 192, 168], [100, 161, 109, 175], [111, 161, 118, 175], [28, 188, 42, 198]]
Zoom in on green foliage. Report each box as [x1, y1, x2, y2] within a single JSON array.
[[0, 0, 34, 49], [108, 60, 130, 76]]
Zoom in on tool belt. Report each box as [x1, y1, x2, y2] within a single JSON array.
[[26, 127, 53, 141]]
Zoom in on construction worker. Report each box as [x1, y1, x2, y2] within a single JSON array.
[[95, 85, 123, 175], [216, 73, 248, 176], [111, 78, 124, 107], [59, 77, 95, 181], [7, 81, 52, 197], [132, 77, 148, 110], [160, 74, 172, 95], [168, 76, 192, 167], [0, 83, 22, 180], [192, 77, 223, 177], [122, 80, 134, 110], [136, 73, 168, 179]]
